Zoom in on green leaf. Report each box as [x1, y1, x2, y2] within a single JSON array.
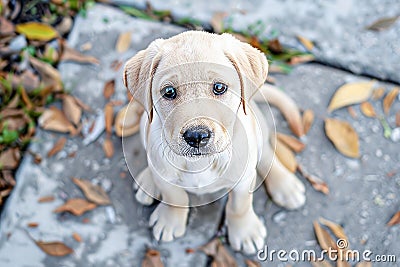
[[119, 6, 152, 19], [1, 128, 19, 144], [379, 117, 392, 139], [16, 22, 58, 41]]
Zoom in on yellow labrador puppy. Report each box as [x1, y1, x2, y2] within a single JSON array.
[[123, 31, 305, 254]]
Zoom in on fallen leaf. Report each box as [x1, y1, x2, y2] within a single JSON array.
[[114, 102, 143, 137], [103, 80, 115, 99], [104, 103, 114, 136], [210, 12, 227, 33], [313, 221, 337, 252], [72, 232, 82, 242], [0, 17, 15, 35], [311, 260, 333, 267], [80, 42, 92, 51], [60, 39, 99, 65], [54, 198, 97, 216], [19, 87, 33, 109], [298, 166, 329, 195], [73, 96, 91, 112], [103, 138, 114, 158], [27, 222, 39, 228], [11, 70, 41, 92], [289, 54, 315, 65], [268, 39, 283, 54], [396, 111, 400, 127], [35, 240, 73, 256], [336, 260, 351, 267], [115, 32, 131, 53], [327, 81, 375, 112], [72, 177, 111, 205], [200, 238, 237, 267], [347, 106, 357, 119], [47, 137, 67, 157], [366, 16, 399, 31], [324, 118, 360, 158], [16, 22, 58, 41], [277, 133, 305, 153], [302, 109, 314, 135], [245, 259, 261, 267], [387, 211, 400, 226], [38, 195, 55, 203], [63, 95, 82, 125], [275, 139, 297, 173], [319, 218, 348, 241], [29, 56, 62, 91], [372, 87, 385, 100], [360, 102, 376, 118], [38, 107, 77, 134], [296, 35, 314, 51], [355, 262, 372, 267], [0, 148, 21, 169], [383, 87, 399, 115], [142, 248, 164, 267], [55, 16, 73, 36]]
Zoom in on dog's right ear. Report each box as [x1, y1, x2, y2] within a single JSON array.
[[123, 39, 164, 122]]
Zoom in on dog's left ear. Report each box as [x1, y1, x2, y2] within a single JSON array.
[[222, 33, 269, 114]]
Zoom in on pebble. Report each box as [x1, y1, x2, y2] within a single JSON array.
[[272, 211, 286, 223], [9, 35, 27, 51], [106, 206, 117, 224], [390, 127, 400, 142], [375, 149, 383, 158]]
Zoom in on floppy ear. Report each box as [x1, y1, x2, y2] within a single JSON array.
[[222, 33, 268, 114], [123, 39, 164, 122]]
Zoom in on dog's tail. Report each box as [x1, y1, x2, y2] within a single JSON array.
[[253, 84, 304, 137]]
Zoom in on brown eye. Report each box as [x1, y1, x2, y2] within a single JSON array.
[[213, 82, 228, 95], [161, 86, 177, 100]]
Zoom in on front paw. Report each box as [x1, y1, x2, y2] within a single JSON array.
[[227, 210, 267, 254], [149, 203, 188, 242], [266, 172, 305, 210]]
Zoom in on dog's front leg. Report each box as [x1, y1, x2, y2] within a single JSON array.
[[226, 171, 266, 254], [149, 177, 189, 242]]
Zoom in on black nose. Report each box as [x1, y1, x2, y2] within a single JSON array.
[[183, 128, 211, 148]]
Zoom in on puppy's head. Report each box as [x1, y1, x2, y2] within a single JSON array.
[[123, 31, 268, 158]]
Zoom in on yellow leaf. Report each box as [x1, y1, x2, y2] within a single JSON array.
[[383, 87, 399, 115], [302, 109, 315, 135], [319, 217, 348, 242], [16, 22, 58, 41], [327, 81, 375, 112], [296, 35, 314, 51], [360, 102, 376, 118], [324, 118, 360, 158], [313, 221, 337, 251], [275, 139, 297, 173], [116, 32, 131, 53]]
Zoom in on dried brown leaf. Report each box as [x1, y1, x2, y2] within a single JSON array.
[[387, 211, 400, 226], [355, 262, 372, 267], [277, 133, 305, 153], [38, 107, 77, 134], [200, 238, 237, 267], [104, 103, 114, 135], [29, 56, 62, 92], [72, 177, 111, 205], [27, 222, 39, 228], [35, 240, 73, 257], [0, 17, 15, 35], [289, 54, 315, 65], [103, 80, 115, 100], [210, 12, 227, 33], [114, 102, 143, 137], [275, 139, 297, 173], [383, 87, 399, 115], [319, 217, 348, 241], [0, 148, 21, 169], [63, 95, 82, 125], [268, 39, 283, 54], [141, 248, 164, 267], [19, 87, 33, 109], [336, 260, 351, 267], [47, 137, 67, 157], [296, 35, 314, 51], [313, 221, 337, 251], [298, 165, 329, 195], [371, 87, 385, 100], [53, 198, 97, 216], [116, 32, 131, 53], [327, 81, 374, 112], [302, 109, 315, 135], [60, 39, 99, 65], [102, 138, 114, 158], [360, 102, 376, 118], [38, 195, 55, 203], [396, 111, 400, 127], [72, 232, 82, 242], [347, 106, 357, 119], [324, 118, 360, 158], [366, 16, 399, 31]]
